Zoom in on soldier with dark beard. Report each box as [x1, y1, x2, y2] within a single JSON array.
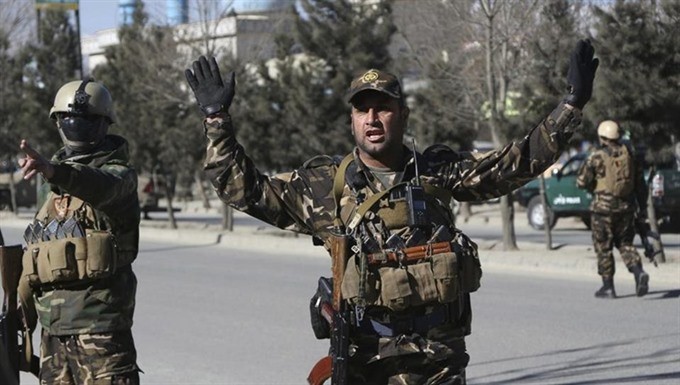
[[577, 120, 649, 299], [186, 40, 598, 384], [18, 79, 141, 384]]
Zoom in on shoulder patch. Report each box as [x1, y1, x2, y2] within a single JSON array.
[[303, 155, 337, 169]]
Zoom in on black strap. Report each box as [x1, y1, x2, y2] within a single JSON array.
[[354, 304, 452, 337]]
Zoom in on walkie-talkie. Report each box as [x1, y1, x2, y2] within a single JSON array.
[[406, 139, 428, 227]]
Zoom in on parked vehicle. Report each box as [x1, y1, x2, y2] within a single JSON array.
[[514, 153, 591, 230], [514, 152, 680, 231]]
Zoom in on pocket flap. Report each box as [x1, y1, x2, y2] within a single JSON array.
[[431, 252, 457, 279], [379, 267, 412, 301], [407, 262, 438, 305]]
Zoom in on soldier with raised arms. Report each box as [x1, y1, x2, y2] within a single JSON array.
[[185, 39, 598, 384]]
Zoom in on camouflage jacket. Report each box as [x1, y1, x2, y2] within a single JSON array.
[[576, 142, 647, 214], [35, 134, 140, 335], [204, 102, 581, 244]]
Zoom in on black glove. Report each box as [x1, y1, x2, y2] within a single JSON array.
[[565, 39, 599, 109], [185, 56, 235, 116]]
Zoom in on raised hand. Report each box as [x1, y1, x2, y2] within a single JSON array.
[[185, 56, 236, 117], [565, 39, 599, 109], [18, 140, 54, 180]]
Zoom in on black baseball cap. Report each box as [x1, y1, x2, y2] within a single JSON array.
[[345, 69, 403, 104]]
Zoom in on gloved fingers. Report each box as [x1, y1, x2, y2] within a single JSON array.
[[590, 58, 600, 76], [226, 71, 235, 95], [185, 69, 199, 91], [208, 56, 223, 86], [194, 56, 210, 82]]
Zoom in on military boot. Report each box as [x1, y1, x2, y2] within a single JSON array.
[[631, 264, 649, 297], [594, 277, 616, 298]]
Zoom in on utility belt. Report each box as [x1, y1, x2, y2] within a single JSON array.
[[352, 303, 453, 337], [22, 228, 123, 288]]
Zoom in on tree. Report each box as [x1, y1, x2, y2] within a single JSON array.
[[0, 0, 33, 156], [19, 9, 82, 157], [464, 0, 542, 250], [513, 0, 584, 141], [232, 0, 397, 171], [0, 7, 80, 212], [393, 0, 479, 151], [590, 0, 680, 164], [94, 0, 196, 228]]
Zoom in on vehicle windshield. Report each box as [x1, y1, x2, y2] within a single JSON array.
[[560, 157, 584, 176]]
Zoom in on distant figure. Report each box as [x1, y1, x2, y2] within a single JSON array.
[[18, 79, 141, 383], [577, 120, 649, 298]]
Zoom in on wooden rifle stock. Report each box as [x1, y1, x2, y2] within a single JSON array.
[[330, 231, 349, 311], [307, 230, 351, 385], [307, 355, 332, 385]]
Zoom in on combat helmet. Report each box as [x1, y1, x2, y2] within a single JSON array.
[[49, 79, 116, 122], [50, 79, 116, 153], [597, 120, 620, 140]]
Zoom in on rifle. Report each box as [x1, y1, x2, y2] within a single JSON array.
[[634, 166, 663, 267], [1, 239, 23, 384], [307, 229, 351, 385], [634, 217, 661, 267]]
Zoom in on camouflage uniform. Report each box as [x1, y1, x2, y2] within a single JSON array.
[[31, 135, 141, 384], [576, 142, 647, 281], [203, 102, 581, 384]]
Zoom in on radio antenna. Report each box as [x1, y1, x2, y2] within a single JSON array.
[[411, 138, 420, 185]]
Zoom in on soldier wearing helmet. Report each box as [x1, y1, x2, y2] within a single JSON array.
[[577, 120, 650, 298], [17, 79, 141, 383], [49, 79, 116, 154]]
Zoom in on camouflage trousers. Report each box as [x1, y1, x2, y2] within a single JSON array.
[[40, 329, 140, 385], [347, 328, 468, 384], [591, 211, 642, 278]]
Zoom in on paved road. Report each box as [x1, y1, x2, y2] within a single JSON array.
[[3, 203, 678, 384], [4, 227, 677, 384]]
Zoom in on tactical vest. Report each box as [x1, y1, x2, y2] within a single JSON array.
[[334, 155, 482, 312], [595, 144, 634, 197], [21, 192, 134, 288]]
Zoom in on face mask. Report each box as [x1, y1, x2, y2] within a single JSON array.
[[57, 114, 108, 153]]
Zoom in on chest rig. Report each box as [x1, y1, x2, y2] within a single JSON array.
[[21, 192, 126, 288], [332, 154, 482, 317]]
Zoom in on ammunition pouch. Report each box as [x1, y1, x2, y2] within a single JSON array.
[[309, 277, 332, 340], [22, 230, 119, 287], [342, 238, 482, 313]]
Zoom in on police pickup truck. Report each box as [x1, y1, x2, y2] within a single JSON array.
[[514, 153, 680, 231]]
